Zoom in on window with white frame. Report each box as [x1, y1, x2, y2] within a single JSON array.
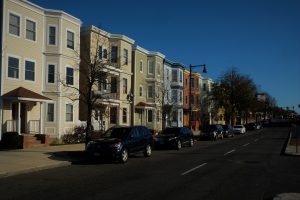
[[48, 64, 55, 83], [166, 69, 169, 80], [123, 49, 128, 65], [148, 60, 154, 74], [111, 46, 118, 63], [25, 60, 35, 81], [147, 110, 153, 123], [9, 13, 20, 36], [172, 90, 178, 102], [122, 108, 127, 123], [98, 46, 102, 59], [8, 56, 19, 79], [26, 19, 36, 41], [179, 91, 183, 103], [180, 71, 183, 83], [48, 26, 56, 45], [66, 104, 73, 122], [66, 67, 74, 85], [47, 103, 54, 122], [123, 78, 128, 94], [139, 85, 143, 97], [67, 30, 74, 49], [157, 62, 161, 75], [172, 70, 178, 82], [140, 60, 143, 72], [147, 85, 153, 98]]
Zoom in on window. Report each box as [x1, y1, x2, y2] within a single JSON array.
[[66, 67, 74, 85], [140, 60, 143, 72], [179, 110, 182, 122], [47, 103, 54, 122], [148, 60, 154, 74], [157, 63, 161, 75], [66, 104, 73, 122], [122, 108, 127, 123], [185, 96, 188, 104], [67, 30, 74, 49], [172, 70, 178, 82], [98, 46, 102, 59], [9, 13, 20, 36], [48, 64, 55, 83], [103, 49, 108, 59], [123, 49, 128, 65], [172, 111, 177, 121], [147, 110, 153, 123], [8, 56, 19, 79], [48, 26, 56, 45], [25, 60, 35, 81], [111, 77, 117, 93], [166, 69, 169, 80], [185, 78, 188, 85], [180, 71, 183, 83], [110, 107, 117, 124], [111, 46, 118, 63], [26, 19, 36, 41], [157, 111, 160, 122], [203, 83, 207, 91], [179, 91, 183, 103], [172, 90, 177, 102], [147, 85, 153, 98], [123, 78, 127, 94], [139, 85, 143, 97]]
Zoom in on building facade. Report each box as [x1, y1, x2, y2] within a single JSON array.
[[163, 59, 184, 128], [0, 0, 81, 140], [132, 46, 165, 132], [80, 26, 134, 131]]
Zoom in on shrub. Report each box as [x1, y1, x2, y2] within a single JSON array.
[[0, 132, 23, 149], [62, 126, 86, 144]]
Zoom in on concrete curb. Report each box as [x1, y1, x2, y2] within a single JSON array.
[[285, 127, 300, 156], [0, 161, 70, 178], [273, 193, 300, 200]]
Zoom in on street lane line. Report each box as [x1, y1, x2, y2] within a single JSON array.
[[224, 149, 235, 156], [181, 163, 207, 176], [242, 143, 250, 147]]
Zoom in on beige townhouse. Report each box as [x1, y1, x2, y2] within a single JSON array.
[[132, 46, 165, 132], [79, 26, 134, 131], [0, 0, 81, 143]]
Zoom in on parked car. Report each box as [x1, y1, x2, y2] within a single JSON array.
[[86, 126, 153, 163], [154, 127, 194, 150], [233, 125, 246, 134], [201, 124, 224, 140], [222, 125, 235, 137], [245, 123, 258, 131], [256, 121, 263, 129]]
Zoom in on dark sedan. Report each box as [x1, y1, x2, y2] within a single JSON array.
[[222, 125, 235, 137], [154, 127, 194, 150]]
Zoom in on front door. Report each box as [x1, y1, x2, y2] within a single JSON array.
[[20, 103, 27, 133]]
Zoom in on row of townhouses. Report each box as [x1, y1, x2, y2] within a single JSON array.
[[0, 0, 220, 142]]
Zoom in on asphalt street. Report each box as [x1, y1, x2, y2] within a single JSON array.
[[1, 127, 299, 200]]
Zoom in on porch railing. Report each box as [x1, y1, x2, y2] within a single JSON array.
[[28, 120, 40, 134], [6, 120, 17, 132]]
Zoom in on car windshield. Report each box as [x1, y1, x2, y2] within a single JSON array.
[[103, 127, 131, 139], [161, 128, 180, 135]]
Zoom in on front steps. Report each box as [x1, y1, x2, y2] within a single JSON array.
[[23, 134, 50, 149]]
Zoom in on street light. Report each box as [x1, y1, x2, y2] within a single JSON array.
[[189, 64, 207, 130]]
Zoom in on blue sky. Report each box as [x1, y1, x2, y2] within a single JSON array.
[[30, 0, 300, 113]]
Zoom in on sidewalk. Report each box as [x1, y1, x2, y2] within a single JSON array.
[[285, 124, 300, 156], [0, 143, 85, 178]]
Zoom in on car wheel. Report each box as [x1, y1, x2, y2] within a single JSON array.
[[176, 140, 182, 150], [189, 138, 194, 147], [144, 144, 152, 157], [120, 148, 128, 163]]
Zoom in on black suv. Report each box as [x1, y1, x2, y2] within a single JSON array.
[[201, 124, 224, 140], [154, 127, 194, 150], [86, 126, 153, 163]]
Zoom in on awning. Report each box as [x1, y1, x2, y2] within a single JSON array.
[[2, 87, 52, 102], [135, 102, 154, 109]]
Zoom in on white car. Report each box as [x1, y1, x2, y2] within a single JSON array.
[[233, 125, 246, 134]]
